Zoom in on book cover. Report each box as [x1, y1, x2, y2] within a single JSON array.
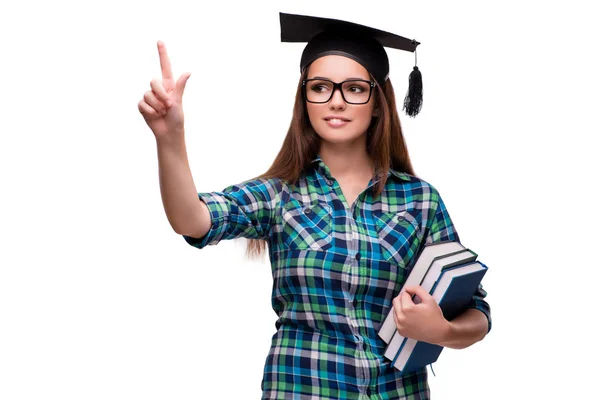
[[378, 240, 467, 344], [391, 262, 488, 374], [382, 247, 478, 350]]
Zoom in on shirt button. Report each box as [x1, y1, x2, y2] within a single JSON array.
[[352, 299, 357, 307], [355, 252, 361, 260], [366, 388, 372, 396], [326, 179, 334, 186], [304, 207, 312, 215]]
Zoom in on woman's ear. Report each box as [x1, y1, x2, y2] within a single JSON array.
[[372, 102, 380, 117]]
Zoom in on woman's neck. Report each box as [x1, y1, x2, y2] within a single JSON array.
[[318, 142, 374, 181]]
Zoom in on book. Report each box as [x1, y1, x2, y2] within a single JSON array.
[[389, 261, 487, 375], [376, 240, 488, 374], [377, 240, 469, 344], [382, 248, 478, 363]]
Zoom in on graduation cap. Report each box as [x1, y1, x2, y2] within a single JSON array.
[[280, 12, 423, 117]]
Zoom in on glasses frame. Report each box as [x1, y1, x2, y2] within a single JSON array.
[[302, 78, 376, 105]]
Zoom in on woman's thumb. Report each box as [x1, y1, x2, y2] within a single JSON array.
[[175, 72, 191, 99]]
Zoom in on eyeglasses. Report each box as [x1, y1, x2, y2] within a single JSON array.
[[302, 78, 376, 105]]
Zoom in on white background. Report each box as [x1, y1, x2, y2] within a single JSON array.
[[1, 0, 599, 399]]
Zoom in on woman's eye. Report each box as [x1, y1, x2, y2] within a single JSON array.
[[347, 86, 365, 93], [311, 85, 329, 93]]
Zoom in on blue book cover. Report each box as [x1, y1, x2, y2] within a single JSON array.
[[393, 262, 488, 375]]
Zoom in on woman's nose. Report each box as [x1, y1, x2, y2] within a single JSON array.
[[329, 87, 346, 110]]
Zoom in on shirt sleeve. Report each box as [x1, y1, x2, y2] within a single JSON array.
[[424, 187, 460, 244], [425, 186, 492, 333], [182, 177, 282, 250]]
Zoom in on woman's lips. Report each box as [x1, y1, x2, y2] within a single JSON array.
[[324, 118, 350, 128]]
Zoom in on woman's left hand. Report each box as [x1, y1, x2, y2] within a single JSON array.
[[392, 285, 450, 345]]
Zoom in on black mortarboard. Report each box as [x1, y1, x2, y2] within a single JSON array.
[[280, 12, 423, 117]]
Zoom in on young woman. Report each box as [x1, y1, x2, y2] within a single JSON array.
[[138, 13, 491, 400]]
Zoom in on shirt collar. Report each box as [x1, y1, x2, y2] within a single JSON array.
[[310, 154, 411, 182]]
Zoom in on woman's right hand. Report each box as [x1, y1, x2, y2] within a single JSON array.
[[138, 40, 191, 141]]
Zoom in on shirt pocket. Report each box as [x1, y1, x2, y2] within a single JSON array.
[[374, 210, 422, 270], [282, 203, 333, 251]]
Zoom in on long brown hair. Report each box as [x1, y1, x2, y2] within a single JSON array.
[[244, 68, 416, 259]]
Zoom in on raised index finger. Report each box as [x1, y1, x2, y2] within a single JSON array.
[[157, 40, 173, 81]]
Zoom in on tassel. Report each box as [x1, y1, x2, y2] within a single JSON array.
[[403, 66, 423, 117]]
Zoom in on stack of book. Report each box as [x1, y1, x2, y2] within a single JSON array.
[[377, 240, 488, 375]]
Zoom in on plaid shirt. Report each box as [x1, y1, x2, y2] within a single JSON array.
[[183, 155, 491, 399]]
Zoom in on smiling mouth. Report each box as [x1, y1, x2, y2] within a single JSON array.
[[324, 117, 350, 122], [324, 118, 350, 128]]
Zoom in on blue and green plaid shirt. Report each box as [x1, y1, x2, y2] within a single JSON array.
[[183, 155, 491, 399]]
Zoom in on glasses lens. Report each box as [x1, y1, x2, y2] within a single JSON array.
[[342, 80, 371, 104], [304, 80, 372, 104], [305, 80, 334, 103]]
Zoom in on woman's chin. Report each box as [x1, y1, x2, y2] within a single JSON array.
[[316, 131, 365, 145]]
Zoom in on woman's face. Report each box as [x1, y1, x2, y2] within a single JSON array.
[[305, 55, 377, 146]]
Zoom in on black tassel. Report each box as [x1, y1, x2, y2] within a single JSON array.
[[403, 66, 423, 117]]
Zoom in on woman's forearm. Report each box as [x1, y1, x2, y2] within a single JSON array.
[[156, 133, 205, 235], [435, 308, 489, 350]]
